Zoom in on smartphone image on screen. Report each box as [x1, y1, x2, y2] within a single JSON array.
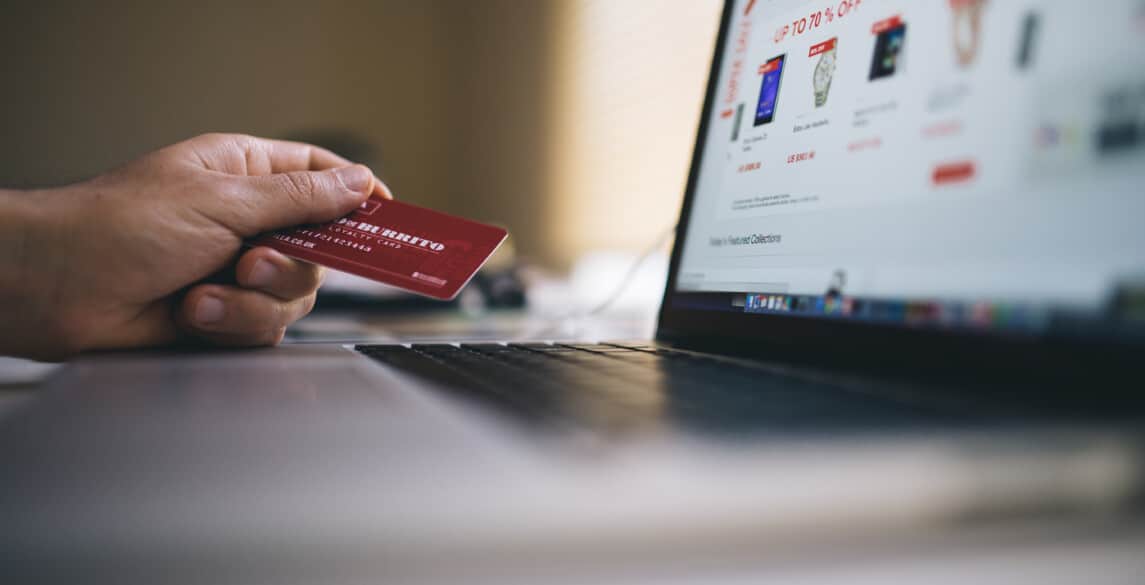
[[754, 55, 786, 126], [869, 23, 906, 80]]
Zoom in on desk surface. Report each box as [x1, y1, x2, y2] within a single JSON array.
[[2, 314, 1143, 584]]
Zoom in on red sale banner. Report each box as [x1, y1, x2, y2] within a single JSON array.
[[808, 37, 838, 57], [871, 15, 903, 34]]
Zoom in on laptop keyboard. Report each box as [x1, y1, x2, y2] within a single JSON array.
[[356, 342, 962, 434]]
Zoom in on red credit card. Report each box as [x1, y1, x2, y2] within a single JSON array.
[[251, 197, 508, 300]]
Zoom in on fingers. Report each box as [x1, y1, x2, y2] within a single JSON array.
[[185, 134, 395, 236], [255, 138, 392, 199], [178, 284, 316, 346], [223, 164, 375, 236], [177, 247, 325, 348], [253, 138, 393, 199], [236, 247, 325, 300], [187, 134, 392, 199], [257, 138, 358, 174]]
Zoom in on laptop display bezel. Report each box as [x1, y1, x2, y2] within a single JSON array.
[[654, 0, 1139, 374]]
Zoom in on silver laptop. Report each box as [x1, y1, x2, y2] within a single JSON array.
[[350, 0, 1145, 433], [3, 0, 1144, 582]]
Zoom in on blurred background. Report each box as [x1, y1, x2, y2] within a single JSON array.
[[0, 0, 720, 269], [0, 0, 724, 339]]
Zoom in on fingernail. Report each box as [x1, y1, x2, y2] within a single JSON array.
[[248, 259, 277, 288], [334, 165, 372, 195], [195, 296, 225, 325]]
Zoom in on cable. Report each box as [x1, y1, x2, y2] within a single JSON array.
[[515, 223, 677, 341]]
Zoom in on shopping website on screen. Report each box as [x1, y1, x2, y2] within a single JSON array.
[[676, 0, 1145, 322]]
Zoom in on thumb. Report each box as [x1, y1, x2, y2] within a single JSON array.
[[226, 165, 374, 235]]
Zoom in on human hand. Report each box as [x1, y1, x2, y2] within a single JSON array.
[[0, 133, 391, 360]]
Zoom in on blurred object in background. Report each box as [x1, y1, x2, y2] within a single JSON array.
[[525, 250, 669, 341], [568, 250, 670, 318], [521, 224, 676, 341]]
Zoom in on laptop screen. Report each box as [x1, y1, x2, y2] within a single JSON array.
[[669, 0, 1145, 343]]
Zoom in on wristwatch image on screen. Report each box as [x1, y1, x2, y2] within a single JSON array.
[[813, 41, 837, 108], [951, 0, 986, 68]]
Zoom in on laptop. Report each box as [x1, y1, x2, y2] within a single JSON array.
[[3, 0, 1145, 581], [354, 0, 1145, 433]]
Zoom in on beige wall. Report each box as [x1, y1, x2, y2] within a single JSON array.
[[0, 1, 721, 270], [440, 0, 559, 266], [0, 0, 455, 211], [547, 0, 722, 268]]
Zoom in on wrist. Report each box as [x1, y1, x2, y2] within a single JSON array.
[[0, 188, 76, 359]]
